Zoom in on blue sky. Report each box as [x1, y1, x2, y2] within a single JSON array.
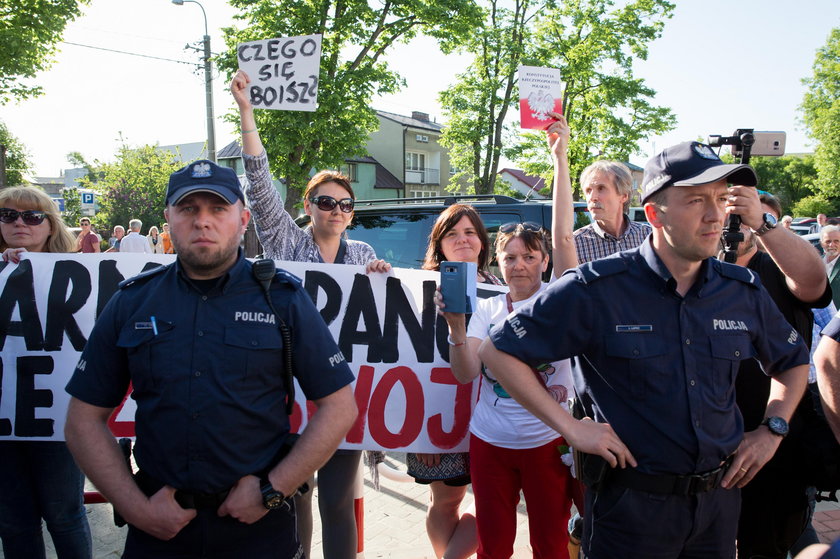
[[3, 0, 838, 176]]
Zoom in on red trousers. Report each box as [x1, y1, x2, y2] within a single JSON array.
[[470, 435, 573, 559]]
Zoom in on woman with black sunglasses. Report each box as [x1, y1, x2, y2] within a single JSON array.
[[435, 115, 579, 558], [231, 70, 388, 559], [231, 70, 388, 274], [0, 187, 92, 559]]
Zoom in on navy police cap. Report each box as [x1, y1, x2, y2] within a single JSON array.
[[166, 160, 244, 206], [641, 141, 757, 203]]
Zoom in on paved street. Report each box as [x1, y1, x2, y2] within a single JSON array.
[[7, 452, 840, 558]]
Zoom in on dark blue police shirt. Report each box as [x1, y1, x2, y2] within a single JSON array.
[[66, 252, 354, 493], [489, 238, 809, 475], [824, 313, 840, 342]]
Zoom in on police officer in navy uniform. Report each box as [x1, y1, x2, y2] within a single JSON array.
[[64, 160, 358, 558], [479, 141, 811, 559]]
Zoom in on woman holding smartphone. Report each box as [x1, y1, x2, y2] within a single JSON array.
[[409, 203, 503, 559], [434, 115, 578, 558]]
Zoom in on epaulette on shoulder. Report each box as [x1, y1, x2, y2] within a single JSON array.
[[273, 268, 303, 288], [118, 263, 169, 290], [714, 259, 760, 288], [576, 255, 628, 284]]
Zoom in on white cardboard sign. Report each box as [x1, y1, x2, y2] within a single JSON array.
[[236, 34, 322, 112]]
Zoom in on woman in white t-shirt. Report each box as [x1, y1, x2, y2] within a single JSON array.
[[437, 114, 578, 558]]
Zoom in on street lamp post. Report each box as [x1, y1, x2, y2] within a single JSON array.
[[172, 0, 216, 162]]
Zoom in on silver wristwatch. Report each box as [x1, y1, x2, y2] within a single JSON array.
[[753, 213, 778, 237]]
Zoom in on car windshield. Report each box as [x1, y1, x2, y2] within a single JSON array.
[[348, 213, 438, 269]]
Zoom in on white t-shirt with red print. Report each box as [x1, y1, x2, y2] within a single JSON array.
[[467, 282, 573, 449]]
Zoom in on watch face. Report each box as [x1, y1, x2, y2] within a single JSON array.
[[264, 493, 285, 509], [260, 479, 285, 510], [767, 416, 789, 435], [764, 213, 778, 227]]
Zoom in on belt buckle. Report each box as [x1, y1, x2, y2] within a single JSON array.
[[672, 475, 692, 496], [691, 466, 723, 495]]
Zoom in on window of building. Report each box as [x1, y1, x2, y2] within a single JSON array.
[[409, 189, 439, 199], [406, 152, 426, 171], [340, 163, 358, 182]]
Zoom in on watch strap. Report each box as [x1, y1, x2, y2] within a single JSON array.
[[259, 476, 286, 509], [754, 213, 777, 237]]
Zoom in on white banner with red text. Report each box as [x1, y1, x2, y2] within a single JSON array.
[[0, 253, 507, 452]]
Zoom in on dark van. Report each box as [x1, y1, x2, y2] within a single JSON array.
[[295, 195, 590, 272]]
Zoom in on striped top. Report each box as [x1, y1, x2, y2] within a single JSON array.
[[242, 150, 377, 264]]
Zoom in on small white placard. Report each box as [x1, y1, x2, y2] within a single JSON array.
[[237, 34, 322, 112]]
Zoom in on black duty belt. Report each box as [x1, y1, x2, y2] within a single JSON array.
[[607, 458, 732, 496], [173, 489, 230, 510], [135, 470, 230, 510]]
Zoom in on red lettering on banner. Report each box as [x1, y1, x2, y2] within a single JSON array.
[[346, 365, 374, 443], [107, 384, 135, 438], [427, 367, 471, 449], [288, 400, 318, 433], [368, 366, 423, 448], [290, 400, 302, 433]]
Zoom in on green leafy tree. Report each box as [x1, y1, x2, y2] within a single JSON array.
[[439, 0, 541, 194], [0, 120, 31, 186], [218, 0, 481, 211], [79, 143, 182, 233], [0, 0, 88, 103], [748, 154, 818, 214], [66, 150, 100, 183], [792, 195, 836, 218], [801, 28, 840, 200], [61, 186, 82, 225], [509, 0, 675, 195]]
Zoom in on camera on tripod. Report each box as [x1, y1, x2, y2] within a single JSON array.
[[708, 129, 786, 160], [707, 129, 787, 263]]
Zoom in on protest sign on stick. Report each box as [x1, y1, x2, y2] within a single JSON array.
[[237, 34, 322, 112], [518, 65, 563, 130]]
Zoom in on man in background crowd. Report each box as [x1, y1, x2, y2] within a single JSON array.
[[822, 225, 840, 310], [107, 225, 125, 252], [77, 217, 100, 253], [118, 219, 151, 254], [572, 160, 650, 263], [726, 191, 831, 559], [817, 214, 828, 232]]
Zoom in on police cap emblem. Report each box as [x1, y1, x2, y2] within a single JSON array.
[[693, 143, 720, 161], [191, 162, 212, 179]]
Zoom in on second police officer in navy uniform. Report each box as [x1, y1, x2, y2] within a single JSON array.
[[479, 141, 811, 559], [64, 160, 358, 558]]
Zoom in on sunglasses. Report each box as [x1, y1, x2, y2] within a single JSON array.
[[310, 195, 354, 214], [499, 221, 543, 234], [0, 208, 47, 226]]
